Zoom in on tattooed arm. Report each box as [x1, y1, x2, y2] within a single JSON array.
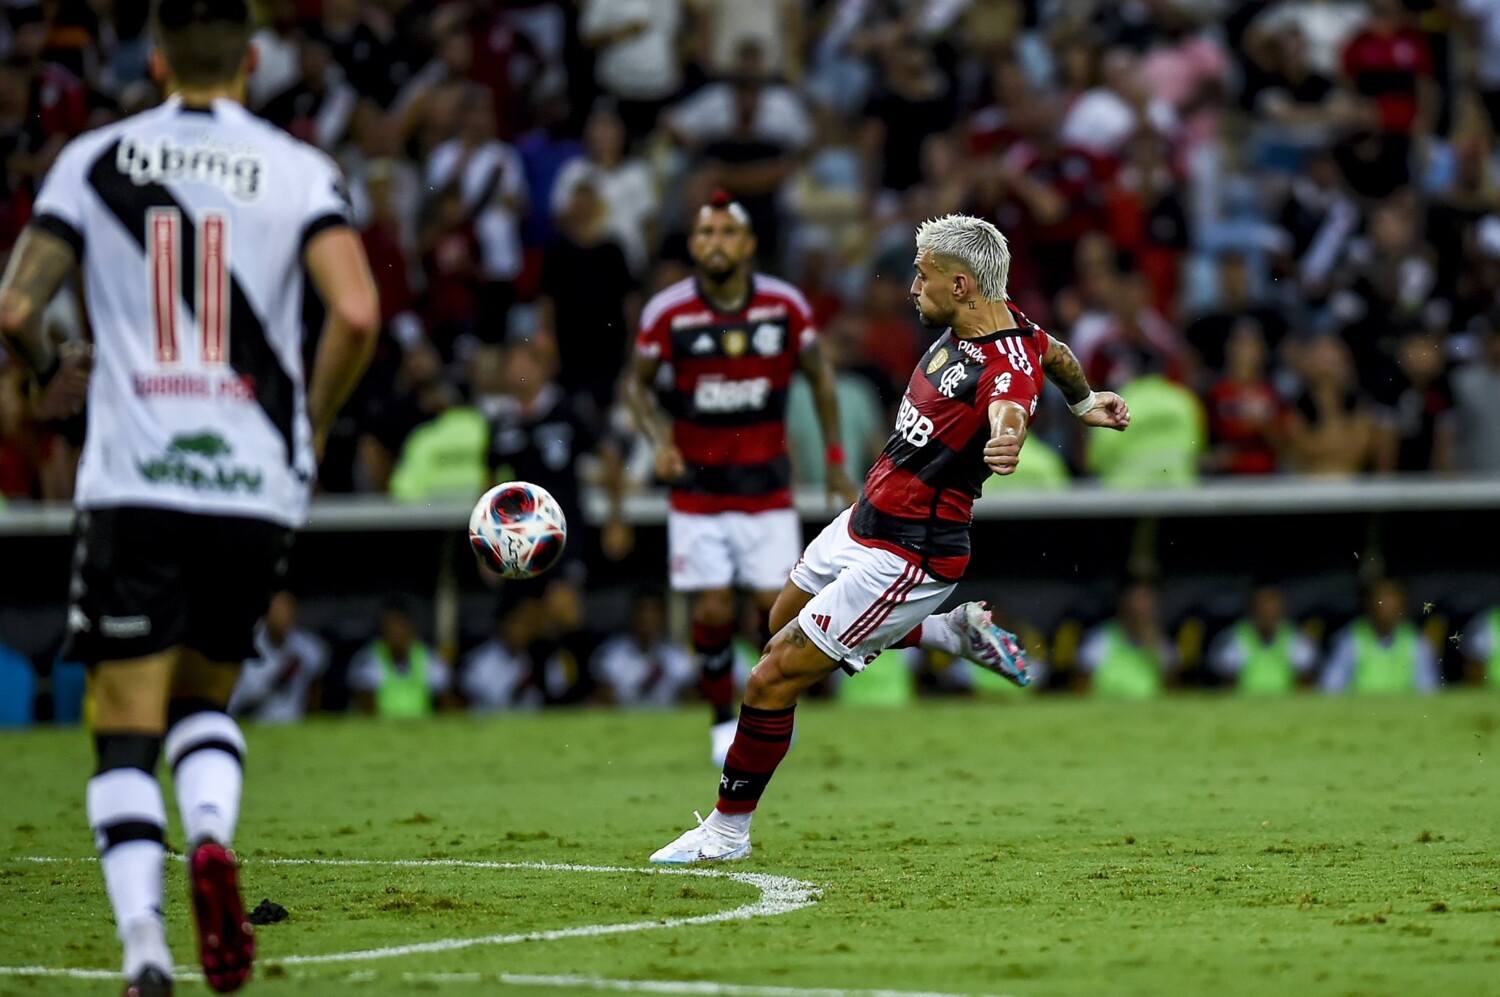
[[0, 225, 90, 419], [1041, 337, 1130, 431]]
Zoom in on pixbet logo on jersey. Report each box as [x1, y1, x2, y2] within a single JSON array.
[[117, 137, 264, 201], [896, 397, 934, 447], [694, 376, 772, 413]]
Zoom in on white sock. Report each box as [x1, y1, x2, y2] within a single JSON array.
[[706, 809, 752, 838], [87, 768, 170, 977], [165, 712, 246, 848], [916, 614, 963, 655]]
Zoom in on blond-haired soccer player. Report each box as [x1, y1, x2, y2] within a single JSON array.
[[651, 215, 1129, 863]]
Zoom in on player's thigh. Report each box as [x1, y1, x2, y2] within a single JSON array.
[[727, 508, 802, 593], [92, 651, 177, 731], [66, 509, 193, 712], [744, 619, 843, 708], [667, 511, 734, 592], [172, 647, 241, 707], [796, 545, 954, 674], [182, 515, 291, 671]]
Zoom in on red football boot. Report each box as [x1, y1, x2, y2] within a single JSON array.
[[188, 842, 254, 992]]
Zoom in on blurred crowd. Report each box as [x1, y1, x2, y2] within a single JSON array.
[[3, 0, 1500, 510], [5, 574, 1498, 726]]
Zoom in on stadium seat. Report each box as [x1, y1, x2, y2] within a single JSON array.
[[0, 647, 36, 727], [51, 661, 87, 724]]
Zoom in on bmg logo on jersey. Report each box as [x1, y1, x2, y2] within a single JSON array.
[[896, 397, 934, 447], [694, 375, 772, 413], [118, 137, 264, 201]]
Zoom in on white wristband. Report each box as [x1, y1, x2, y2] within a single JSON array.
[[1069, 391, 1100, 416]]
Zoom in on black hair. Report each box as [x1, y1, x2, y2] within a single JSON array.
[[153, 0, 252, 88]]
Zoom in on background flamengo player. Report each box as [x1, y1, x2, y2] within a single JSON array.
[[650, 214, 1130, 865], [624, 192, 858, 766]]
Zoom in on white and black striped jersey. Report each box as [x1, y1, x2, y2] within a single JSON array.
[[32, 95, 353, 527]]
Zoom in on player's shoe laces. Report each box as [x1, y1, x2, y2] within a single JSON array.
[[710, 719, 737, 768], [947, 601, 1030, 686], [649, 811, 752, 865], [188, 842, 255, 993], [121, 966, 172, 997]]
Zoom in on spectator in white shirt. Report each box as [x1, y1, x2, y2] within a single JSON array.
[[552, 104, 659, 277], [1058, 47, 1178, 156], [591, 590, 697, 707], [424, 87, 530, 340], [229, 592, 329, 724], [460, 607, 546, 712], [580, 0, 686, 141]]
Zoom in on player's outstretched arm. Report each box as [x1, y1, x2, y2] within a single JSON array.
[[0, 225, 89, 418], [797, 336, 859, 509], [1041, 337, 1130, 431], [621, 352, 684, 482], [305, 226, 380, 458], [985, 399, 1029, 476]]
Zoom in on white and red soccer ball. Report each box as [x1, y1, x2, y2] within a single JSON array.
[[468, 481, 568, 579]]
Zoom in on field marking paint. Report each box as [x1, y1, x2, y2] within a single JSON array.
[[409, 973, 1018, 997], [0, 856, 819, 975]]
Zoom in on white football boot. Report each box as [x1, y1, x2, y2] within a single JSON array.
[[710, 719, 737, 767], [649, 811, 752, 865], [947, 600, 1031, 686]]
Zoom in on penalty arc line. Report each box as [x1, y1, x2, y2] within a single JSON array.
[[1, 856, 816, 971]]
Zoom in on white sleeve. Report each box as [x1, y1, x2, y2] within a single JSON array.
[[227, 660, 274, 714], [1320, 631, 1356, 692], [1413, 637, 1441, 693], [1077, 629, 1107, 675], [766, 89, 813, 152], [501, 145, 527, 206], [300, 148, 355, 248], [30, 135, 96, 257], [427, 651, 453, 695], [667, 87, 727, 143], [1289, 632, 1318, 675], [1206, 629, 1243, 678], [347, 648, 381, 692], [551, 158, 590, 217], [1464, 612, 1493, 662]]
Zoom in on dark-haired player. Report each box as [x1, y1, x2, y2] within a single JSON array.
[[624, 192, 857, 765], [651, 214, 1130, 863], [0, 2, 379, 993]]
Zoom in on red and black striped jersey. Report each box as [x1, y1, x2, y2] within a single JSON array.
[[852, 303, 1051, 581], [635, 274, 816, 513]]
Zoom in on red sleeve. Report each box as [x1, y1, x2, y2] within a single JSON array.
[[1341, 35, 1362, 79]]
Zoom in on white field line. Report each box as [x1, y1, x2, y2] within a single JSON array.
[[1, 856, 817, 973]]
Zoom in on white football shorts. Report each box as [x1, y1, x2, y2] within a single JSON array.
[[667, 508, 802, 593], [789, 507, 954, 672]]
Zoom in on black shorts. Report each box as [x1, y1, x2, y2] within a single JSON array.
[[65, 507, 292, 666]]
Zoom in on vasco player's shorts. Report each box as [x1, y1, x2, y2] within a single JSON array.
[[667, 508, 801, 592], [65, 507, 291, 666], [789, 506, 954, 672]]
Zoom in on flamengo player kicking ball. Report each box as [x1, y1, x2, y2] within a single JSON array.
[[651, 214, 1130, 863]]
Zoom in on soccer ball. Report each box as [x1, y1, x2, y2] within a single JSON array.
[[468, 481, 568, 579]]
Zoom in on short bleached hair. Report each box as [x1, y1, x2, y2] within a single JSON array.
[[915, 214, 1011, 301]]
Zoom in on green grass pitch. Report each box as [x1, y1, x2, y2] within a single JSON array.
[[3, 694, 1500, 997]]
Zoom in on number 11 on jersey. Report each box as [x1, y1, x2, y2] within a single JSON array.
[[148, 206, 229, 366]]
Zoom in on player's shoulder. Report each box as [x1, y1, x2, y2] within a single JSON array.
[[45, 114, 135, 178], [751, 272, 813, 314], [222, 102, 341, 173], [640, 276, 700, 328]]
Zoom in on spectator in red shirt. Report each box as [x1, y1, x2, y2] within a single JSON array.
[[419, 184, 482, 357], [1337, 0, 1433, 197], [1105, 129, 1189, 319], [1205, 322, 1285, 476]]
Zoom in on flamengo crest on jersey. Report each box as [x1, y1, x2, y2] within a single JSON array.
[[30, 96, 353, 528], [853, 303, 1051, 582], [636, 274, 818, 514]]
